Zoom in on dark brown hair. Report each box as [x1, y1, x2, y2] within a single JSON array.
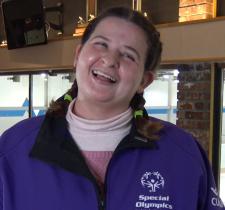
[[48, 6, 163, 140]]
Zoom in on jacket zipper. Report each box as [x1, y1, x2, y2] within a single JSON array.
[[97, 136, 137, 210], [92, 150, 119, 210], [101, 148, 124, 210], [92, 179, 105, 210]]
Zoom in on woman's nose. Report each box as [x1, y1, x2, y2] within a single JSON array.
[[101, 51, 120, 69]]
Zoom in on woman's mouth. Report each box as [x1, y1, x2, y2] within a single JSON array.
[[92, 70, 117, 83]]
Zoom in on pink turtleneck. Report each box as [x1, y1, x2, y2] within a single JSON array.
[[66, 99, 132, 183]]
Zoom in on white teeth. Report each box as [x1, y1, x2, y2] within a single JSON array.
[[92, 70, 116, 82]]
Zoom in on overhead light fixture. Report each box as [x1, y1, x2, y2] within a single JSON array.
[[173, 70, 179, 77]]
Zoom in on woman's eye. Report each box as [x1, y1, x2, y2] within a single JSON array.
[[122, 53, 135, 62], [94, 42, 107, 48]]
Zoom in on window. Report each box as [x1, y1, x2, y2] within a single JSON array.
[[0, 70, 73, 135]]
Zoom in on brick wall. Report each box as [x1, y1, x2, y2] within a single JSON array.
[[176, 63, 211, 154]]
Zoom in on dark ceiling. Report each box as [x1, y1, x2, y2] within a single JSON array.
[[0, 0, 225, 44]]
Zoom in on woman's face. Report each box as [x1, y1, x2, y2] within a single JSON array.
[[74, 17, 153, 116]]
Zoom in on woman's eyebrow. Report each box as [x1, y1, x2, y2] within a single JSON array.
[[90, 35, 109, 41], [124, 45, 140, 60]]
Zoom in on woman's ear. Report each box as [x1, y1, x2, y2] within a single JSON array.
[[73, 44, 82, 68], [137, 71, 155, 93]]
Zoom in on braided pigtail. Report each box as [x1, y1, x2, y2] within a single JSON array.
[[130, 93, 163, 140], [47, 80, 78, 117]]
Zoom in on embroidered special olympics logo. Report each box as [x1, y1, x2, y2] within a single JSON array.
[[211, 187, 225, 208], [141, 171, 165, 193]]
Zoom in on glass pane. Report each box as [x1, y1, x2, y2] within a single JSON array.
[[142, 0, 179, 24], [97, 0, 132, 14], [33, 74, 47, 117], [48, 73, 73, 103], [144, 69, 178, 124], [220, 69, 225, 203], [32, 72, 74, 117], [0, 75, 29, 135]]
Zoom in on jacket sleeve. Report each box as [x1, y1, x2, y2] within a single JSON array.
[[196, 141, 225, 210], [0, 133, 3, 210], [0, 133, 5, 210], [0, 177, 2, 210]]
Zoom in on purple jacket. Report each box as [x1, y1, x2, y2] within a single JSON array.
[[0, 115, 224, 210]]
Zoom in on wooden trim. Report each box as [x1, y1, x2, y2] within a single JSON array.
[[1, 15, 225, 47], [0, 65, 73, 73], [211, 64, 223, 187], [156, 16, 225, 28], [213, 0, 217, 18], [0, 35, 79, 48], [209, 63, 215, 162], [86, 0, 88, 21], [86, 0, 97, 20], [162, 57, 225, 64], [137, 0, 142, 12], [132, 0, 142, 11]]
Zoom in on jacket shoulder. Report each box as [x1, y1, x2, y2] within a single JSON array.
[[0, 116, 45, 157], [151, 117, 205, 161]]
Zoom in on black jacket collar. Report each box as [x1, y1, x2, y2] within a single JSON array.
[[30, 115, 157, 180]]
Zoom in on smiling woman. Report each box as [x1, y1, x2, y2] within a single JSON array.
[[0, 6, 225, 210]]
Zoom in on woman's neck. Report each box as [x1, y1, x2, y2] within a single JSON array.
[[73, 98, 130, 120], [66, 99, 133, 151]]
